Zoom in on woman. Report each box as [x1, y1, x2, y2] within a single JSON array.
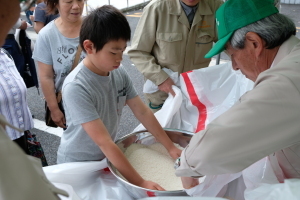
[[31, 0, 60, 34], [32, 0, 85, 128]]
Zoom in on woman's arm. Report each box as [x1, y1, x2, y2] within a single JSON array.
[[33, 21, 45, 34], [82, 119, 165, 191], [38, 61, 66, 128], [127, 96, 182, 159]]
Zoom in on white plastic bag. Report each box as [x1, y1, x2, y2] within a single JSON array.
[[178, 62, 254, 132], [136, 62, 254, 133], [186, 156, 284, 200], [244, 179, 300, 200], [134, 62, 286, 199], [143, 68, 179, 94], [43, 160, 133, 200]]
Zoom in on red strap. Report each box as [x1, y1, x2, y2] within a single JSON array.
[[146, 191, 156, 197], [103, 167, 110, 172], [181, 72, 207, 132]]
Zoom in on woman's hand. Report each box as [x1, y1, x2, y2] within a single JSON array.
[[168, 146, 182, 160], [139, 180, 166, 191], [181, 177, 199, 189], [51, 108, 66, 128]]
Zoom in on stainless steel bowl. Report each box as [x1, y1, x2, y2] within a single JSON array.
[[107, 128, 194, 199]]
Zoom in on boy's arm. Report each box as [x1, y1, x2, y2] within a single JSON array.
[[82, 118, 165, 191], [127, 96, 182, 159]]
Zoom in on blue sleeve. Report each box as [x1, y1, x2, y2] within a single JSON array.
[[34, 3, 47, 23]]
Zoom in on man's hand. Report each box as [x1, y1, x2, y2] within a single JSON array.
[[29, 15, 34, 22], [139, 180, 166, 191], [158, 77, 175, 96], [19, 20, 27, 30], [181, 177, 199, 189]]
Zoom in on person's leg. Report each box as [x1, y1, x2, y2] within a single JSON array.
[[144, 90, 168, 113], [25, 10, 33, 25]]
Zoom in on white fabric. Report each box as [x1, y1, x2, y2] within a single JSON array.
[[8, 18, 22, 34], [43, 160, 133, 200]]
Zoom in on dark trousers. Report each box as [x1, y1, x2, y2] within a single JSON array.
[[13, 133, 29, 155], [25, 10, 34, 25]]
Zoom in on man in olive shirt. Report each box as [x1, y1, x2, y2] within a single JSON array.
[[128, 0, 223, 111]]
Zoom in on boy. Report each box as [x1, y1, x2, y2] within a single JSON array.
[[57, 6, 182, 191]]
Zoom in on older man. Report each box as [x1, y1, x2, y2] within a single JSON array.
[[128, 0, 223, 112], [175, 0, 300, 186]]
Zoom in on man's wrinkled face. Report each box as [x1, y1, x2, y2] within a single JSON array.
[[225, 43, 258, 82], [0, 0, 20, 45], [181, 0, 200, 7]]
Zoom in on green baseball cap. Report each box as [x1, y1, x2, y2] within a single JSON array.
[[205, 0, 279, 58]]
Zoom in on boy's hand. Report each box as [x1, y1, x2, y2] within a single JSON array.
[[140, 180, 166, 191], [168, 146, 182, 159], [181, 177, 199, 189]]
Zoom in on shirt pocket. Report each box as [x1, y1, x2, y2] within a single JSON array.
[[157, 32, 182, 65], [194, 30, 214, 65], [117, 96, 126, 116]]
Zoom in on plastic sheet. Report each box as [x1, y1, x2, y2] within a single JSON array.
[[43, 160, 133, 200], [135, 62, 254, 133], [245, 179, 300, 200]]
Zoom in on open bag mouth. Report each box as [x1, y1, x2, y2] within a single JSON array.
[[107, 128, 195, 198]]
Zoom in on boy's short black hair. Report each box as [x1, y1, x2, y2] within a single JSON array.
[[80, 5, 131, 52]]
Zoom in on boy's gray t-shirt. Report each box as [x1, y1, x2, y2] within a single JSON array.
[[32, 20, 85, 91], [57, 62, 138, 163]]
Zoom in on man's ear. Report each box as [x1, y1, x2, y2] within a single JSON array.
[[245, 32, 264, 58], [83, 40, 94, 54]]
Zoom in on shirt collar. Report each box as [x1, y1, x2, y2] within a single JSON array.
[[270, 35, 299, 69], [179, 0, 199, 16]]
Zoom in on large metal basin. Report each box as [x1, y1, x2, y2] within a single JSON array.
[[107, 128, 194, 199]]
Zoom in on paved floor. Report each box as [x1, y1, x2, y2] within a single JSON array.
[[22, 3, 300, 166]]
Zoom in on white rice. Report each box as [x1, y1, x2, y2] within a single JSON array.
[[118, 143, 184, 191]]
